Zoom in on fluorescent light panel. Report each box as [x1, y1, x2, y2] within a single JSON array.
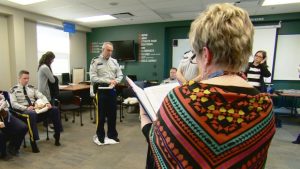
[[262, 0, 300, 6], [8, 0, 46, 5], [77, 15, 116, 22]]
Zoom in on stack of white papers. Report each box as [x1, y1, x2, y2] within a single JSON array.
[[126, 76, 179, 121]]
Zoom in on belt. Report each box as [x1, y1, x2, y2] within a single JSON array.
[[93, 83, 110, 94]]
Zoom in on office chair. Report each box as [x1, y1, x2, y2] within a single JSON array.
[[119, 87, 139, 122], [57, 91, 83, 126], [127, 75, 137, 81]]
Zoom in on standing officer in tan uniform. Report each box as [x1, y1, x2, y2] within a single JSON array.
[[10, 70, 62, 153], [90, 42, 123, 145]]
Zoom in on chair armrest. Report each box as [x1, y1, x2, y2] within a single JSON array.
[[53, 99, 60, 106]]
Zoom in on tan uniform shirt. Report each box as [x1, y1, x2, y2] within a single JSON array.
[[89, 55, 123, 84], [10, 84, 49, 111]]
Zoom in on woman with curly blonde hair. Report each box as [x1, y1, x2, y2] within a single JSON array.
[[140, 3, 275, 168]]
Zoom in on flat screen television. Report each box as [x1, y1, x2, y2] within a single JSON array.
[[111, 40, 136, 61]]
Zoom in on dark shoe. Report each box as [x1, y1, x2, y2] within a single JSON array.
[[275, 118, 282, 128], [53, 133, 61, 146], [8, 147, 20, 156], [30, 141, 40, 153], [98, 137, 104, 144], [292, 134, 300, 144], [0, 154, 13, 161]]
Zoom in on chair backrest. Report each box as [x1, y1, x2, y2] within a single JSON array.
[[61, 73, 71, 85], [57, 91, 74, 104], [72, 68, 85, 84], [57, 91, 82, 107], [127, 75, 137, 81], [0, 91, 11, 107], [122, 88, 136, 99], [0, 90, 18, 115]]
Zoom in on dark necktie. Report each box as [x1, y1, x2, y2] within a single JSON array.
[[23, 86, 32, 106]]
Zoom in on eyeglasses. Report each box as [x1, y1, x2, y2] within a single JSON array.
[[255, 55, 263, 58], [190, 54, 198, 64]]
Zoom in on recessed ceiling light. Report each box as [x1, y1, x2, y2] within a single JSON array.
[[76, 15, 116, 22], [8, 0, 46, 5], [262, 0, 300, 6]]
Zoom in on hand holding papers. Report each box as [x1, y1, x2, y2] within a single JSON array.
[[126, 76, 179, 121], [34, 99, 49, 114]]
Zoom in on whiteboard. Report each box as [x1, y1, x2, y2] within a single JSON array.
[[251, 27, 277, 83], [172, 39, 191, 68], [274, 34, 300, 80], [172, 27, 277, 82]]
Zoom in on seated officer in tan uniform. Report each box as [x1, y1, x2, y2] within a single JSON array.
[[9, 70, 62, 153]]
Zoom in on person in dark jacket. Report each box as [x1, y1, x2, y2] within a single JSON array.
[[245, 50, 271, 92], [0, 93, 28, 158]]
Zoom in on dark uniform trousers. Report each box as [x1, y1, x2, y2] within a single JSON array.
[[17, 107, 62, 141], [1, 114, 28, 153], [96, 88, 118, 140], [0, 131, 5, 156]]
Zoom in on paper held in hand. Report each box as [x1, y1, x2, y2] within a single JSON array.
[[126, 76, 179, 121], [98, 86, 114, 90]]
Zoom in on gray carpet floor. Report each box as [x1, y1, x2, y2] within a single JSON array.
[[0, 108, 300, 169]]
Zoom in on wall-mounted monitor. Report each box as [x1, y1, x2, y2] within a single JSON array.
[[111, 40, 136, 61]]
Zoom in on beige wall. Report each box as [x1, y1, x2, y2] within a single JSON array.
[[25, 20, 38, 86], [0, 15, 12, 90], [70, 32, 87, 81], [0, 5, 90, 90]]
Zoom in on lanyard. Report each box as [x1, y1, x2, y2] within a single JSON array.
[[207, 70, 225, 79], [207, 70, 242, 80]]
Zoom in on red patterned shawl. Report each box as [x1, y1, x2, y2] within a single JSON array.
[[149, 81, 275, 169]]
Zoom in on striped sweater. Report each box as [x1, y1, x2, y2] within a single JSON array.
[[245, 62, 271, 92]]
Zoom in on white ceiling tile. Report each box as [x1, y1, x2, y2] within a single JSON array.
[[99, 4, 150, 14], [0, 0, 299, 28], [255, 4, 300, 15], [170, 11, 199, 20]]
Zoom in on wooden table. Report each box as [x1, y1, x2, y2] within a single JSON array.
[[59, 84, 90, 91], [277, 91, 300, 116], [59, 84, 91, 105]]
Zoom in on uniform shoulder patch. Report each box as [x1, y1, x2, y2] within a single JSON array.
[[91, 57, 98, 64], [28, 85, 35, 88], [10, 85, 18, 93]]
